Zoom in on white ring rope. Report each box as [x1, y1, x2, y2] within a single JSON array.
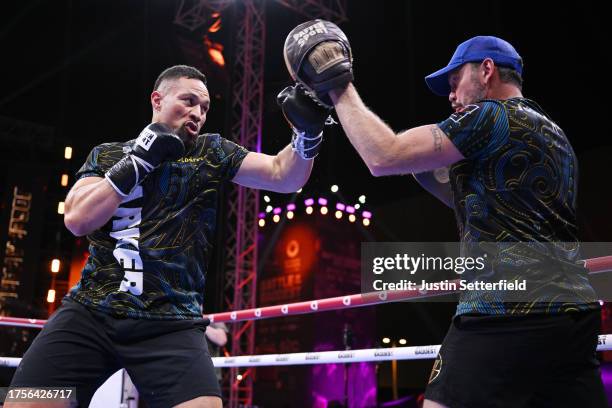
[[2, 334, 612, 369]]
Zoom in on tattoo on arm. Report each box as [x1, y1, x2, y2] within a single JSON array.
[[430, 126, 443, 152]]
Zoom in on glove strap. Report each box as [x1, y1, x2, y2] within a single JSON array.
[[105, 154, 155, 197], [291, 129, 323, 160]]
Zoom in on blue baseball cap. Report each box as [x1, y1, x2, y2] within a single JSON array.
[[424, 36, 523, 96]]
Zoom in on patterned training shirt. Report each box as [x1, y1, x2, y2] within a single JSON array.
[[439, 98, 599, 315], [68, 133, 248, 319]]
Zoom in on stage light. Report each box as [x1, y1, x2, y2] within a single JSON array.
[[336, 203, 346, 211], [354, 204, 361, 210], [331, 185, 339, 193], [204, 36, 225, 67], [304, 198, 314, 206], [358, 195, 366, 204], [64, 146, 73, 159], [382, 337, 391, 344], [273, 207, 282, 215], [287, 211, 294, 219], [362, 211, 372, 219], [273, 214, 280, 223], [264, 195, 270, 203], [399, 338, 407, 345], [266, 205, 273, 213], [60, 174, 69, 187], [208, 14, 221, 32], [57, 201, 65, 215], [306, 206, 313, 214], [335, 210, 343, 219], [286, 203, 296, 211], [297, 188, 302, 193], [346, 206, 355, 214], [47, 289, 56, 303], [363, 218, 370, 227], [236, 374, 243, 381], [320, 206, 328, 215], [258, 219, 265, 227], [51, 259, 61, 273], [348, 214, 356, 223], [318, 198, 328, 206]]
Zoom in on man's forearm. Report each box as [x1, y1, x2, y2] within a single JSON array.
[[330, 84, 398, 174], [272, 144, 314, 193], [64, 178, 123, 236]]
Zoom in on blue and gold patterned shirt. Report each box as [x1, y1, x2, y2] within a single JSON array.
[[68, 133, 248, 319], [439, 98, 599, 315]]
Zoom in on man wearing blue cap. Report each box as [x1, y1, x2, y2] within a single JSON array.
[[283, 25, 606, 408]]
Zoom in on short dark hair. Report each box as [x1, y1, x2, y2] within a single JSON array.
[[497, 65, 523, 90], [153, 65, 207, 91]]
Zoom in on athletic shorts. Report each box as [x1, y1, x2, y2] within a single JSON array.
[[424, 309, 607, 408], [10, 297, 220, 407]]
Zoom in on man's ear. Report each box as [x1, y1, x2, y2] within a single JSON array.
[[151, 90, 162, 112], [481, 58, 495, 82]]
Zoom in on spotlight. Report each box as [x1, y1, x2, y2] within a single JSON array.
[[382, 337, 391, 344], [348, 214, 356, 223], [287, 211, 294, 219], [64, 146, 73, 160], [265, 205, 273, 213], [331, 185, 339, 193], [306, 206, 313, 214], [320, 206, 328, 215], [264, 195, 270, 203], [335, 210, 343, 219], [399, 338, 407, 345], [51, 259, 61, 273], [273, 215, 280, 223], [358, 195, 366, 204], [363, 218, 370, 227], [258, 219, 265, 227]]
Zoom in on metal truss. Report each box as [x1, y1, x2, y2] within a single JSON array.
[[173, 0, 232, 32], [275, 0, 348, 23], [223, 1, 265, 406]]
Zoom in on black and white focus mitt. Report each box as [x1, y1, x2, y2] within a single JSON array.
[[283, 19, 353, 107]]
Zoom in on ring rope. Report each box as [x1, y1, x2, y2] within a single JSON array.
[[2, 335, 612, 368]]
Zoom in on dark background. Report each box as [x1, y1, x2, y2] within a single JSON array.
[[1, 0, 612, 401]]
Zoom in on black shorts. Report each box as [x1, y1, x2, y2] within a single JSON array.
[[10, 297, 220, 407], [425, 309, 607, 408]]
